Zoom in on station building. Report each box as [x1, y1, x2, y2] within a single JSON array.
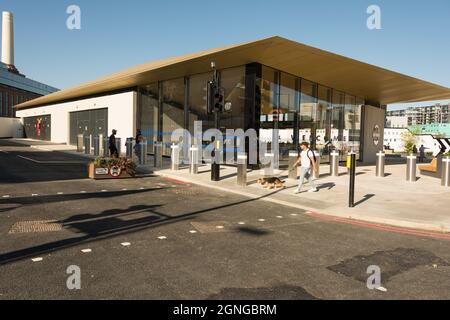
[[15, 36, 450, 164]]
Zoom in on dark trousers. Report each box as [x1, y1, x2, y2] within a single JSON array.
[[109, 147, 118, 158]]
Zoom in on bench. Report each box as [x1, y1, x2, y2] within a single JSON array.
[[418, 156, 442, 178]]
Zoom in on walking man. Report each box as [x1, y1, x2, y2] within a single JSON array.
[[293, 142, 318, 194], [109, 129, 119, 158]]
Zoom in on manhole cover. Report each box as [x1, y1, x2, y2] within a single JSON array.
[[328, 248, 450, 283], [190, 221, 233, 233], [8, 220, 63, 234]]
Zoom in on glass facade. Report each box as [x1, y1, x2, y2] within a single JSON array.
[[138, 83, 159, 153], [162, 78, 185, 156], [137, 63, 365, 163]]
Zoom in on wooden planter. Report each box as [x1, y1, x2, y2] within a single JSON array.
[[88, 163, 133, 180]]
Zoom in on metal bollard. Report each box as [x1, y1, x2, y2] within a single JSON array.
[[77, 134, 83, 152], [139, 141, 148, 165], [171, 144, 180, 171], [99, 134, 104, 155], [348, 153, 356, 208], [125, 138, 133, 159], [376, 151, 385, 177], [313, 151, 321, 180], [406, 155, 417, 182], [103, 137, 109, 157], [93, 136, 100, 156], [441, 157, 450, 187], [189, 146, 199, 174], [115, 138, 122, 156], [84, 135, 91, 155], [237, 153, 248, 187], [288, 151, 298, 180], [154, 142, 163, 168], [264, 153, 275, 177], [330, 151, 339, 177]]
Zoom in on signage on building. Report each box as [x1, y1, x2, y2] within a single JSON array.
[[373, 125, 380, 146], [95, 168, 108, 175]]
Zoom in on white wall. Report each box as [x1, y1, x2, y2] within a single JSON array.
[[0, 117, 23, 138], [384, 128, 442, 155], [16, 91, 136, 151]]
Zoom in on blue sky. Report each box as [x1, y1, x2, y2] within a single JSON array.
[[1, 0, 449, 110]]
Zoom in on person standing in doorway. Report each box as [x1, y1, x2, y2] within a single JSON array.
[[293, 142, 318, 194], [109, 129, 119, 158]]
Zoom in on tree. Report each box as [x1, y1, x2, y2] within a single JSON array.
[[401, 130, 417, 155]]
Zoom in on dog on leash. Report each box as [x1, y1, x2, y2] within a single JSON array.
[[257, 177, 285, 189]]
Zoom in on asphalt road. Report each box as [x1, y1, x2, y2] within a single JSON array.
[[0, 139, 449, 300]]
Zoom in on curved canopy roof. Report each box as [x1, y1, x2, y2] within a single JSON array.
[[16, 36, 450, 109]]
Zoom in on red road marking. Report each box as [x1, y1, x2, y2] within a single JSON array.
[[163, 177, 191, 185], [305, 211, 450, 241]]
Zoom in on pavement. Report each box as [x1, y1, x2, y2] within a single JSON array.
[[152, 157, 450, 234], [1, 138, 449, 300]]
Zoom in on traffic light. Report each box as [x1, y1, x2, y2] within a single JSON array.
[[207, 81, 225, 113], [214, 88, 225, 112], [207, 81, 216, 114]]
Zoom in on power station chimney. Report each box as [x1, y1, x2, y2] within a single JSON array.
[[2, 11, 15, 68]]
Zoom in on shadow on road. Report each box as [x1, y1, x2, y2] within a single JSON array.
[[0, 187, 286, 266]]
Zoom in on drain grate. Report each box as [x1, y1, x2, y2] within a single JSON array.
[[328, 248, 450, 283], [8, 220, 63, 234]]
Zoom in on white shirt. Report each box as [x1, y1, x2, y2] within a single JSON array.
[[300, 149, 314, 169]]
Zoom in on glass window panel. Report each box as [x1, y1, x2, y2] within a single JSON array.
[[188, 72, 214, 136], [317, 85, 332, 161], [299, 79, 317, 146], [278, 72, 297, 159], [259, 66, 279, 154], [139, 83, 159, 153], [162, 78, 185, 156], [220, 66, 246, 130], [332, 90, 345, 158]]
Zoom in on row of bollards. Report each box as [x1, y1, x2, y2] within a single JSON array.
[[78, 134, 121, 158], [167, 145, 450, 189], [372, 151, 450, 187]]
